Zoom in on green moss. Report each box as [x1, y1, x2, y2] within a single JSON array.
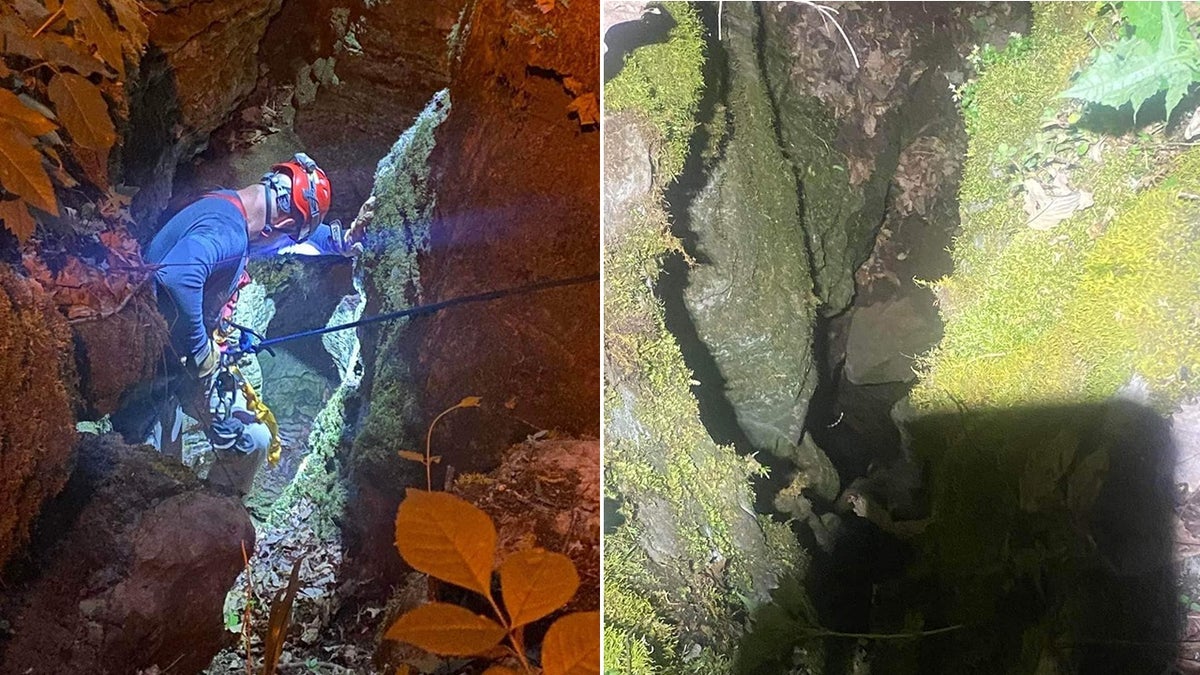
[[603, 526, 679, 655], [447, 4, 470, 64], [260, 383, 350, 538], [604, 625, 658, 675], [604, 153, 806, 675], [912, 3, 1200, 414], [758, 9, 875, 313], [604, 2, 705, 182], [958, 3, 1097, 206], [353, 90, 450, 479]]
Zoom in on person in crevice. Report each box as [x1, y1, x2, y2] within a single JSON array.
[[113, 153, 365, 496]]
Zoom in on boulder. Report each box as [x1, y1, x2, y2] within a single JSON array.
[[682, 3, 817, 456], [844, 291, 942, 385], [0, 434, 254, 674], [71, 289, 167, 418]]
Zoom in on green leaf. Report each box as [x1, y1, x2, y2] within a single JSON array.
[[1122, 1, 1166, 45], [1062, 1, 1200, 120]]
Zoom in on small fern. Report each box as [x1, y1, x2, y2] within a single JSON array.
[[1061, 1, 1200, 120]]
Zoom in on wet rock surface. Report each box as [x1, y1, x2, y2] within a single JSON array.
[[0, 434, 253, 674]]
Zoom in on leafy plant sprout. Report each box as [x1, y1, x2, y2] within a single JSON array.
[[397, 396, 482, 491], [717, 0, 861, 70], [387, 490, 599, 673]]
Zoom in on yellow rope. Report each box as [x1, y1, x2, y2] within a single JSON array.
[[221, 360, 284, 467]]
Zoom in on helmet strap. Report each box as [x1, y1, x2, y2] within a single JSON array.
[[261, 181, 273, 234]]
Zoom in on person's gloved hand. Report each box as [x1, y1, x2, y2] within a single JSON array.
[[342, 195, 374, 256], [327, 220, 360, 257], [193, 337, 220, 379], [207, 415, 247, 452]]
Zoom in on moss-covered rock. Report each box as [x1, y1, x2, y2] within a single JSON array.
[[262, 381, 351, 539], [605, 3, 705, 183], [682, 2, 818, 460], [879, 3, 1200, 672], [352, 89, 449, 485], [912, 2, 1200, 412], [758, 2, 947, 315], [602, 4, 806, 671]]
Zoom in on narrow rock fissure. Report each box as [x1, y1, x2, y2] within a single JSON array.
[[656, 1, 978, 667]]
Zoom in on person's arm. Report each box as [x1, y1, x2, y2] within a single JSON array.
[[153, 224, 230, 373], [276, 222, 335, 256]]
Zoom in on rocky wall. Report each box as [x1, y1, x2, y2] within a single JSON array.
[[0, 267, 76, 570], [416, 0, 600, 458], [349, 0, 600, 577], [602, 4, 807, 671], [126, 0, 285, 231]]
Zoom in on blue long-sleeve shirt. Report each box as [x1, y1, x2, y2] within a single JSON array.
[[145, 192, 344, 367], [144, 192, 249, 368]]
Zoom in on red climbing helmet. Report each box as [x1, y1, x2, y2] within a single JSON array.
[[265, 153, 331, 241]]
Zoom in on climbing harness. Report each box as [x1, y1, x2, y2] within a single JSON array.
[[208, 363, 283, 466]]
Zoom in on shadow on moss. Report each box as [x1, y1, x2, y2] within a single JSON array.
[[736, 400, 1180, 675]]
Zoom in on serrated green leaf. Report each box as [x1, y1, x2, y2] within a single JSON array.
[[1122, 1, 1166, 46], [1165, 64, 1196, 119], [1062, 3, 1200, 121]]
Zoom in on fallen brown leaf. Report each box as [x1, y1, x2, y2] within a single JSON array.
[[1023, 177, 1093, 231], [1175, 515, 1200, 561], [567, 93, 598, 128]]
